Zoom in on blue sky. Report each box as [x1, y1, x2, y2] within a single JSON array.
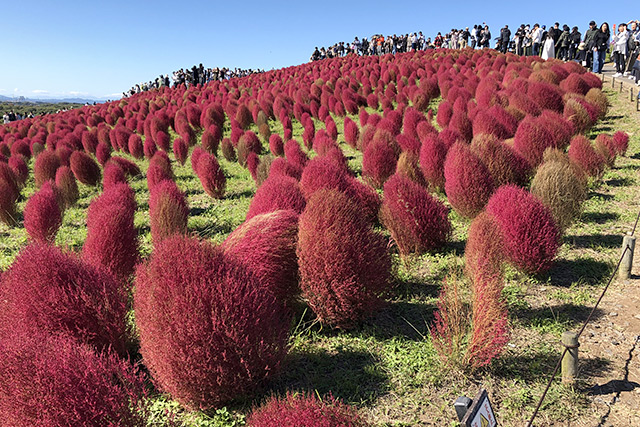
[[0, 1, 635, 100]]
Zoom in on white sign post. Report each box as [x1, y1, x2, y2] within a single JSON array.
[[461, 389, 497, 427]]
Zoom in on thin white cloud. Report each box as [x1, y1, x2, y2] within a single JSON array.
[[32, 90, 49, 94], [68, 91, 88, 96]]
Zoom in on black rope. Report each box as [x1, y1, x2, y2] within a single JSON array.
[[526, 210, 639, 427]]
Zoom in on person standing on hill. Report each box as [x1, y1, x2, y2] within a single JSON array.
[[592, 22, 611, 73], [500, 25, 511, 53], [584, 21, 598, 68], [556, 25, 571, 60], [612, 23, 630, 76], [569, 26, 582, 60], [532, 24, 543, 56]]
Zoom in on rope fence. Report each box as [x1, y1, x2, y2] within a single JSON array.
[[525, 209, 640, 426]]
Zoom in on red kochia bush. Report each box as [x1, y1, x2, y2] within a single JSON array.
[[297, 189, 391, 328], [247, 392, 367, 427], [344, 117, 360, 148], [0, 243, 129, 354], [103, 162, 127, 189], [34, 150, 61, 188], [567, 135, 605, 177], [486, 185, 560, 275], [612, 131, 629, 156], [362, 139, 397, 188], [246, 175, 306, 220], [197, 153, 226, 198], [0, 163, 19, 225], [23, 182, 62, 243], [8, 155, 28, 187], [444, 143, 495, 218], [70, 151, 101, 186], [0, 331, 147, 427], [471, 136, 531, 187], [173, 137, 189, 165], [381, 174, 450, 256], [95, 141, 111, 165], [149, 180, 189, 245], [55, 166, 79, 209], [83, 184, 139, 282], [134, 236, 290, 410], [465, 211, 505, 285], [419, 133, 448, 191], [127, 134, 144, 159], [284, 139, 308, 170], [222, 210, 300, 306], [268, 134, 284, 156]]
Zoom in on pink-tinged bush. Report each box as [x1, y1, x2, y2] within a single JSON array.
[[247, 392, 367, 427], [0, 330, 147, 427], [246, 175, 306, 220], [127, 134, 143, 159], [10, 139, 30, 159], [269, 157, 302, 180], [396, 151, 427, 187], [197, 153, 226, 199], [362, 138, 397, 188], [171, 137, 187, 166], [143, 137, 157, 159], [82, 130, 99, 154], [269, 134, 284, 156], [419, 133, 448, 191], [83, 184, 139, 282], [34, 150, 61, 188], [0, 243, 129, 354], [0, 164, 19, 225], [285, 139, 309, 170], [70, 151, 101, 186], [247, 152, 260, 181], [55, 166, 79, 209], [403, 107, 427, 141], [221, 137, 237, 162], [486, 185, 560, 275], [222, 210, 300, 306], [23, 182, 62, 243], [513, 115, 558, 167], [594, 135, 615, 168], [436, 100, 453, 129], [202, 125, 222, 153], [191, 146, 206, 172], [235, 104, 253, 129], [110, 156, 141, 177], [444, 143, 495, 218], [472, 106, 514, 140], [8, 155, 28, 187], [381, 174, 450, 256], [612, 131, 629, 156], [527, 81, 565, 113], [149, 180, 189, 245], [471, 135, 530, 187], [465, 211, 505, 286], [103, 162, 127, 189], [567, 135, 606, 177], [297, 189, 391, 328], [238, 131, 262, 167], [134, 236, 290, 410], [95, 141, 111, 165], [155, 130, 171, 151], [56, 145, 72, 166], [396, 134, 421, 155], [449, 110, 473, 143], [147, 162, 173, 191], [560, 73, 590, 95]]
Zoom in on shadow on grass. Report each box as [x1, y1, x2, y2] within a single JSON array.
[[270, 348, 389, 405], [190, 221, 235, 238], [581, 211, 619, 224], [566, 234, 622, 250], [587, 191, 615, 201], [513, 303, 605, 329], [225, 189, 255, 200], [605, 177, 634, 187], [360, 300, 437, 341], [548, 258, 612, 287]]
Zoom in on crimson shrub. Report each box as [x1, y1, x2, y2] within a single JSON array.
[[149, 180, 189, 245], [23, 182, 62, 243], [444, 143, 494, 218]]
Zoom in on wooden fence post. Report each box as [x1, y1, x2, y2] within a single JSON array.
[[561, 332, 579, 385]]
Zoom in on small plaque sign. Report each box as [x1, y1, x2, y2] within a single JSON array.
[[461, 389, 497, 427]]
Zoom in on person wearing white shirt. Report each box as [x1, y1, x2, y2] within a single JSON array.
[[532, 24, 543, 56], [613, 23, 630, 76]]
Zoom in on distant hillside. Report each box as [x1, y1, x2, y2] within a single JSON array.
[[0, 94, 108, 104], [0, 101, 83, 117]]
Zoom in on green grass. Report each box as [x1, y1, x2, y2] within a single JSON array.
[[1, 85, 638, 426]]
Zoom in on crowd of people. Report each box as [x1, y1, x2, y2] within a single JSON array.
[[309, 19, 640, 84], [123, 64, 265, 98], [2, 111, 34, 124]]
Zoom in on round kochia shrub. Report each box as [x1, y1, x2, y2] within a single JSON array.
[[0, 330, 147, 427], [34, 150, 60, 188], [246, 175, 306, 220], [83, 184, 139, 283], [0, 164, 19, 225], [196, 153, 226, 199], [297, 189, 391, 328], [486, 185, 560, 275], [0, 243, 129, 355], [134, 236, 290, 410], [222, 210, 300, 306], [70, 151, 101, 186], [419, 133, 448, 191], [55, 165, 79, 209], [444, 143, 495, 219], [149, 180, 189, 245], [531, 157, 587, 231], [381, 174, 451, 256], [362, 138, 397, 189], [567, 135, 605, 177], [247, 392, 367, 427], [23, 182, 62, 243], [465, 211, 505, 285]]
